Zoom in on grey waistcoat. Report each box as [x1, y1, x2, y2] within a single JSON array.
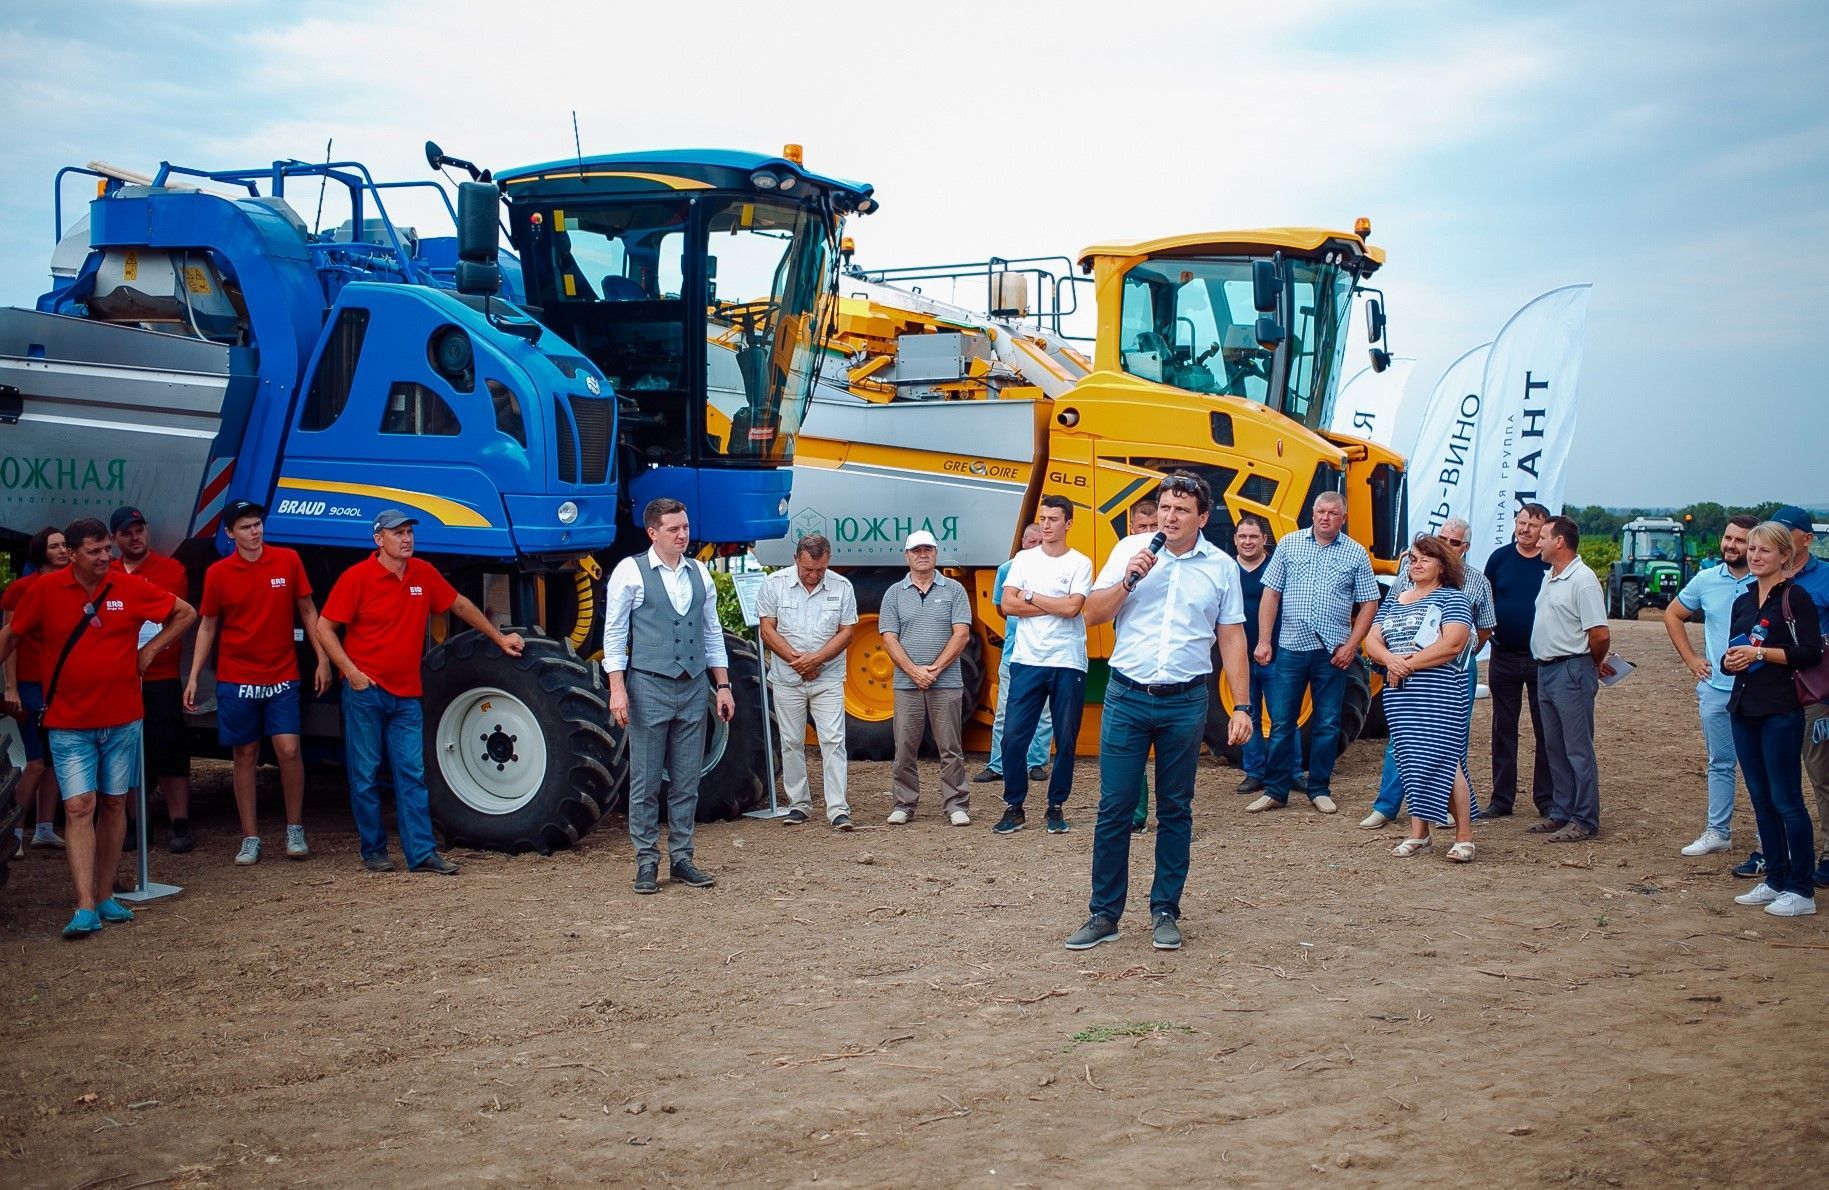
[[631, 560, 708, 678]]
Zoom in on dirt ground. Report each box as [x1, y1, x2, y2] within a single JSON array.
[[2, 616, 1826, 1187]]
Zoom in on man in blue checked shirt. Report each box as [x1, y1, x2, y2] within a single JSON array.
[[1248, 491, 1381, 815], [1664, 516, 1758, 862]]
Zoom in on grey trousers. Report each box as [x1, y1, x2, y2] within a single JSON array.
[[626, 669, 709, 864], [1535, 658, 1600, 833], [892, 686, 968, 815], [1807, 702, 1829, 859]]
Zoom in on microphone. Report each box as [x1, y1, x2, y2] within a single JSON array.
[[1126, 532, 1168, 590]]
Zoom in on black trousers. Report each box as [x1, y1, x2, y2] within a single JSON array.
[[1487, 648, 1551, 815]]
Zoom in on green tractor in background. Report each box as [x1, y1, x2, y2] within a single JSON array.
[[1607, 515, 1697, 619]]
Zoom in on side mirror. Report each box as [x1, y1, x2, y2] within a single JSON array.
[[424, 140, 445, 172], [455, 181, 500, 296], [1368, 347, 1391, 373], [1252, 259, 1280, 313], [1254, 316, 1286, 352], [1366, 297, 1386, 343]]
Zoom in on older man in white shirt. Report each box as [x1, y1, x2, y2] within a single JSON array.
[[1065, 472, 1253, 953], [758, 534, 858, 829]]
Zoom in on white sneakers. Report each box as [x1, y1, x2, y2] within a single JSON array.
[[235, 837, 262, 866], [1311, 795, 1338, 815], [1680, 829, 1731, 857], [949, 810, 971, 827], [285, 824, 310, 859], [1245, 795, 1282, 813], [886, 809, 910, 825], [1766, 892, 1817, 917], [1735, 882, 1781, 906], [1359, 811, 1390, 829], [1735, 882, 1817, 915]]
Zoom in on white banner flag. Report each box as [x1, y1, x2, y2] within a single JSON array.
[[1406, 343, 1491, 542], [1468, 284, 1592, 567], [1329, 356, 1415, 447]]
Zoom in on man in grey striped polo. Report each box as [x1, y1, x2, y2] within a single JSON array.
[[604, 498, 735, 894], [879, 530, 974, 825]]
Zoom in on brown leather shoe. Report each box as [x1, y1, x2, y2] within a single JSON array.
[[1527, 819, 1570, 834], [1544, 824, 1595, 843]]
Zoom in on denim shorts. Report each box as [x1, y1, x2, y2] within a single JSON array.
[[217, 680, 302, 747], [15, 681, 46, 762], [48, 721, 143, 798]]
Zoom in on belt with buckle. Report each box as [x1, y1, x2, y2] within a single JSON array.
[[1110, 671, 1206, 697], [1537, 653, 1590, 667]]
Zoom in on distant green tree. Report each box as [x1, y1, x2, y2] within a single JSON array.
[[1570, 505, 1623, 536], [1579, 534, 1620, 574]]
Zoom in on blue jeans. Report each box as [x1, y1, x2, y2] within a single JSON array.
[[1696, 681, 1739, 837], [1240, 662, 1272, 780], [1374, 662, 1478, 818], [988, 652, 1051, 774], [1002, 662, 1084, 809], [1266, 648, 1347, 802], [1732, 710, 1813, 898], [343, 683, 438, 867], [1089, 679, 1207, 922]]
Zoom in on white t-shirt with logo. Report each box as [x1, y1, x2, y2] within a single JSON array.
[[1003, 546, 1093, 671]]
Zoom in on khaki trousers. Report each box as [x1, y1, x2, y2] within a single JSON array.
[[892, 686, 968, 815]]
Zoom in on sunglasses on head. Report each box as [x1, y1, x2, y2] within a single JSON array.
[[1158, 475, 1201, 493]]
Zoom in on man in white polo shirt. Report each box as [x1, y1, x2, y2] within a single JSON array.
[[758, 533, 858, 830], [995, 494, 1093, 837], [1530, 516, 1614, 843]]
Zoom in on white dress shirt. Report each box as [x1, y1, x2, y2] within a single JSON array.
[[601, 547, 730, 674], [1096, 532, 1244, 684]]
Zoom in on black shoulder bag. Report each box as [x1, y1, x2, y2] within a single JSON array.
[[36, 582, 111, 733]]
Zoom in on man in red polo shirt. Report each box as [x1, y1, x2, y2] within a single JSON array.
[[315, 509, 525, 875], [184, 501, 332, 865], [0, 517, 196, 938], [111, 506, 197, 852]]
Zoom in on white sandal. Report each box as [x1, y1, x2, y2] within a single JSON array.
[[1391, 837, 1432, 858], [1447, 841, 1476, 863]]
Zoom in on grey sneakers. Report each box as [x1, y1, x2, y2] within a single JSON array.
[[285, 824, 309, 859], [1151, 912, 1183, 950], [1064, 915, 1120, 950], [234, 837, 261, 866]]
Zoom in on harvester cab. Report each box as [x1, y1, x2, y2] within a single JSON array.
[[1608, 515, 1694, 619], [491, 146, 877, 552]]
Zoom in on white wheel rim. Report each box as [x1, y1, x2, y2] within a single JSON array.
[[435, 686, 549, 815], [663, 704, 729, 783]]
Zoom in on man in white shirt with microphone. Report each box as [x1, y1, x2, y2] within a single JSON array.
[[1066, 472, 1254, 952]]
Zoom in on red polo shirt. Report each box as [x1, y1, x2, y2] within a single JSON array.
[[112, 550, 190, 681], [2, 572, 48, 685], [321, 553, 456, 698], [200, 545, 312, 685], [10, 568, 177, 729]]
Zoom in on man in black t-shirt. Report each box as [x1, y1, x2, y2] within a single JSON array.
[[1483, 503, 1553, 817]]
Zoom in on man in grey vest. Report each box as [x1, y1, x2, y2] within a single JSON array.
[[604, 498, 735, 894]]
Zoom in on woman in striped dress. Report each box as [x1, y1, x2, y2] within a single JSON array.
[[1366, 535, 1479, 862]]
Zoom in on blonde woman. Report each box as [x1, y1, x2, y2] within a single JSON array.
[[1726, 522, 1823, 917], [1366, 535, 1478, 862]]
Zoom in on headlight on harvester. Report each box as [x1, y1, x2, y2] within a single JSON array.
[[557, 501, 578, 525], [778, 497, 790, 516], [749, 171, 779, 190]]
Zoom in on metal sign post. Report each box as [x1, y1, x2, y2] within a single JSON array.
[[732, 568, 788, 820], [115, 783, 181, 903]]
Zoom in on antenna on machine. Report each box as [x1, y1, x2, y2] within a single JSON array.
[[312, 138, 333, 236], [572, 111, 585, 178]]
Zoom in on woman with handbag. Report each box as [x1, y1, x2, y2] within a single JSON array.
[[1724, 521, 1824, 918], [1366, 535, 1479, 862]]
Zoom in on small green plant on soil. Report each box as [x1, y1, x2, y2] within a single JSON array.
[[1066, 1022, 1193, 1051]]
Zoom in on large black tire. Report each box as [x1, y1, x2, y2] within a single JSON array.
[[1203, 654, 1373, 765], [1620, 582, 1642, 621], [688, 632, 769, 821], [423, 628, 624, 854], [843, 570, 902, 761]]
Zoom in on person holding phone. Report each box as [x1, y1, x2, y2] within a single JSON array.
[[603, 498, 734, 895], [1725, 521, 1823, 918], [1366, 535, 1478, 861]]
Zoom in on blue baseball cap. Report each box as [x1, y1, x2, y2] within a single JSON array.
[[373, 508, 419, 531], [1770, 505, 1815, 533], [109, 506, 147, 534]]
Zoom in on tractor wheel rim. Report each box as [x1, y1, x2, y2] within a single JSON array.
[[663, 704, 728, 782], [435, 686, 548, 815], [844, 615, 897, 723]]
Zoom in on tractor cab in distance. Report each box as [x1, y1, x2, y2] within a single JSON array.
[[1609, 516, 1695, 619], [496, 150, 876, 548]]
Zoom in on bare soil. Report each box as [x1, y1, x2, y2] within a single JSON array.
[[2, 617, 1825, 1187]]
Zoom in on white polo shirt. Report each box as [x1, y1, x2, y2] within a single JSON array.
[[1530, 557, 1607, 661], [1097, 532, 1244, 684]]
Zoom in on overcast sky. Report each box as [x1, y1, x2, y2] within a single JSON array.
[[3, 0, 1823, 508]]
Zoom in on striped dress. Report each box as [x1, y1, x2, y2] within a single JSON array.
[[1376, 587, 1477, 827]]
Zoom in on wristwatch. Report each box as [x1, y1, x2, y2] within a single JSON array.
[[713, 681, 732, 690]]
